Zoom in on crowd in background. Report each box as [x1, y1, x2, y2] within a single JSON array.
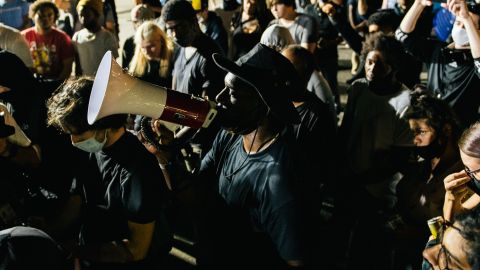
[[0, 0, 480, 269]]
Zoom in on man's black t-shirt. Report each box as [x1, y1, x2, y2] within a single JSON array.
[[196, 129, 304, 267]]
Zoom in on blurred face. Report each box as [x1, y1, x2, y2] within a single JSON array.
[[270, 3, 287, 19], [422, 223, 470, 270], [78, 6, 98, 30], [409, 119, 436, 147], [141, 33, 162, 60], [243, 0, 257, 16], [216, 72, 266, 134], [165, 20, 195, 47], [34, 7, 56, 31], [365, 50, 391, 82]]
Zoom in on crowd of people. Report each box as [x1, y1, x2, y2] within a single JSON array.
[[0, 0, 480, 269]]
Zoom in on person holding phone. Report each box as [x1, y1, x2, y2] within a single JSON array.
[[443, 122, 480, 222], [396, 0, 480, 127]]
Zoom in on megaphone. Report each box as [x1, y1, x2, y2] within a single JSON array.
[[88, 51, 218, 129]]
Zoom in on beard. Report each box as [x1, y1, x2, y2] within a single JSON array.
[[218, 104, 267, 135]]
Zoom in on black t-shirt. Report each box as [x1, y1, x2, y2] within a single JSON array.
[[172, 34, 224, 100], [72, 132, 169, 256], [196, 129, 305, 267], [121, 35, 135, 69], [294, 92, 336, 184], [204, 11, 228, 56], [396, 29, 480, 126]]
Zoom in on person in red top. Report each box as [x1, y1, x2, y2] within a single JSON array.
[[21, 0, 73, 80]]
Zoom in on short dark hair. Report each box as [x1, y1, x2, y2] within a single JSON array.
[[459, 121, 480, 158], [161, 0, 196, 23], [47, 77, 126, 134], [29, 0, 59, 21], [405, 88, 461, 141], [454, 204, 480, 269], [269, 0, 296, 8], [361, 32, 404, 72], [283, 45, 316, 87], [367, 9, 400, 29]]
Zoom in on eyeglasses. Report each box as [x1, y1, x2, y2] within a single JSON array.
[[464, 166, 480, 181]]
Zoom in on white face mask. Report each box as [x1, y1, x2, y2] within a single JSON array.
[[72, 130, 107, 153], [451, 25, 469, 47]]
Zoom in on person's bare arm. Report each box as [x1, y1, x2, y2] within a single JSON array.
[[445, 0, 480, 57], [399, 0, 431, 33], [443, 171, 476, 221], [357, 0, 368, 16], [301, 42, 317, 53], [59, 57, 74, 80], [74, 221, 155, 263]]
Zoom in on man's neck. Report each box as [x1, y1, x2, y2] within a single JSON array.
[[35, 26, 51, 35], [242, 118, 281, 154], [86, 24, 101, 33], [105, 127, 125, 148], [369, 75, 400, 96], [280, 9, 297, 23]]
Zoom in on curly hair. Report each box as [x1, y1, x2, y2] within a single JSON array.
[[367, 9, 400, 29], [361, 32, 404, 72], [47, 77, 126, 134], [404, 87, 461, 142], [29, 0, 59, 21], [454, 204, 480, 269]]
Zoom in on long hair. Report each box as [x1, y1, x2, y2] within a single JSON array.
[[459, 122, 480, 158], [129, 21, 173, 79]]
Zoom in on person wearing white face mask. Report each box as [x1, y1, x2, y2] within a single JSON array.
[[396, 0, 480, 127], [45, 77, 172, 270]]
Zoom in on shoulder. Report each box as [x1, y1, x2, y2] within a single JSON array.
[[296, 13, 316, 24], [20, 27, 34, 36]]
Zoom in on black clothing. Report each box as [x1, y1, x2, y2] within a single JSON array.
[[172, 34, 224, 100], [138, 60, 172, 87], [195, 129, 305, 268], [121, 35, 135, 69], [305, 4, 340, 99], [396, 29, 480, 126], [203, 11, 228, 56], [294, 92, 336, 184], [230, 11, 273, 60], [72, 132, 171, 269]]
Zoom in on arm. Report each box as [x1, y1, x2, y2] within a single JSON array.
[[300, 15, 318, 53], [59, 57, 74, 80], [399, 0, 431, 34], [357, 0, 368, 16], [325, 3, 363, 54], [442, 171, 475, 221], [1, 142, 41, 168], [73, 222, 155, 263], [445, 0, 480, 58]]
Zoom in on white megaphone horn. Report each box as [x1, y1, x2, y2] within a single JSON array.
[[88, 51, 218, 129]]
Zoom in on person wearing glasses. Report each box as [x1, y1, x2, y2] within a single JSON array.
[[422, 205, 480, 269], [443, 122, 480, 222]]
